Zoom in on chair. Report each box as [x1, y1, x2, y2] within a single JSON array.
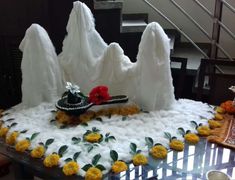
[[196, 58, 235, 105], [170, 57, 188, 99]]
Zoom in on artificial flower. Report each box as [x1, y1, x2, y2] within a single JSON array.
[[216, 107, 225, 114], [220, 100, 235, 114], [197, 125, 210, 136], [66, 82, 80, 94], [62, 161, 79, 176], [88, 86, 110, 105], [107, 107, 120, 115], [56, 111, 72, 124], [214, 113, 223, 121], [79, 111, 95, 123], [111, 161, 128, 174], [15, 139, 30, 152], [31, 145, 45, 158], [150, 145, 168, 159], [208, 120, 222, 129], [184, 133, 200, 144], [85, 133, 102, 143], [85, 167, 102, 180], [169, 139, 184, 151], [0, 127, 9, 138], [6, 131, 19, 145], [43, 153, 60, 167], [132, 154, 148, 166], [95, 109, 109, 117]]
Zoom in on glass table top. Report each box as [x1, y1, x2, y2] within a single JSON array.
[[107, 138, 235, 180]]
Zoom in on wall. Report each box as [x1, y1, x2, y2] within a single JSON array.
[[122, 0, 235, 57]]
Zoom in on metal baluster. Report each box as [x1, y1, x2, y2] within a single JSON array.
[[218, 21, 235, 41], [169, 0, 211, 40], [221, 0, 235, 14], [142, 0, 209, 58], [192, 0, 214, 18]]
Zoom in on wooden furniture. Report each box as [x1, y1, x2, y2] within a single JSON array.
[[196, 58, 235, 105], [170, 57, 188, 99]]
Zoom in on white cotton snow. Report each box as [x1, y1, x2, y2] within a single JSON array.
[[58, 1, 175, 111], [2, 99, 214, 177], [19, 24, 64, 108]]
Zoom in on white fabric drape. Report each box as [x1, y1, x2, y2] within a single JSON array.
[[19, 24, 63, 108]]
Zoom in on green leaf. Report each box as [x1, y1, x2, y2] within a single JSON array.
[[95, 164, 106, 171], [72, 137, 78, 141], [95, 117, 103, 122], [50, 110, 57, 113], [81, 122, 88, 126], [105, 133, 110, 137], [199, 123, 203, 127], [82, 164, 93, 172], [154, 143, 163, 146], [10, 122, 17, 128], [65, 158, 72, 163], [122, 116, 127, 121], [30, 132, 40, 141], [190, 121, 198, 128], [58, 145, 68, 157], [186, 130, 191, 134], [92, 154, 101, 166], [73, 152, 81, 161], [45, 139, 54, 146], [142, 110, 149, 113], [59, 125, 67, 129], [50, 119, 56, 123], [199, 115, 207, 119], [130, 143, 137, 153], [38, 142, 44, 146], [20, 130, 28, 134], [92, 127, 100, 133], [5, 118, 15, 122], [137, 150, 142, 154], [171, 136, 177, 140], [110, 150, 118, 162], [26, 137, 30, 141], [145, 137, 154, 148], [87, 145, 93, 153], [107, 114, 112, 119], [178, 128, 185, 136], [164, 132, 172, 140], [108, 136, 116, 141]]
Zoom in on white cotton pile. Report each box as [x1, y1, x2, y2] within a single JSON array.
[[59, 1, 175, 111], [2, 99, 214, 177], [19, 24, 64, 108]]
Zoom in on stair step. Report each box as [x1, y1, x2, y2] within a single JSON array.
[[121, 19, 147, 33], [94, 0, 123, 10]]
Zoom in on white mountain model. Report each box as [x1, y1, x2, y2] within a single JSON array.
[[20, 1, 175, 111]]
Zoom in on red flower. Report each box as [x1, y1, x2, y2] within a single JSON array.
[[88, 86, 111, 105]]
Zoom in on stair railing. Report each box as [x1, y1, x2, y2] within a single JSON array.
[[142, 0, 235, 61]]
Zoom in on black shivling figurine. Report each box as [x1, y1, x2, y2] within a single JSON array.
[[56, 82, 128, 115]]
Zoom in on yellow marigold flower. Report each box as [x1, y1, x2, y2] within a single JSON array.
[[95, 109, 109, 117], [184, 133, 200, 144], [79, 112, 94, 123], [150, 145, 168, 159], [107, 107, 120, 115], [111, 161, 128, 174], [169, 139, 184, 151], [15, 139, 30, 152], [0, 127, 9, 138], [85, 167, 102, 180], [31, 145, 45, 158], [208, 120, 222, 129], [6, 131, 19, 145], [197, 126, 210, 136], [0, 109, 4, 117], [62, 161, 79, 176], [119, 107, 130, 116], [85, 133, 101, 143], [214, 113, 223, 121], [56, 111, 72, 124], [43, 154, 60, 167], [216, 106, 225, 114], [132, 154, 148, 166]]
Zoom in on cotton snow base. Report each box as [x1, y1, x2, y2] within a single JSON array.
[[0, 99, 214, 177]]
